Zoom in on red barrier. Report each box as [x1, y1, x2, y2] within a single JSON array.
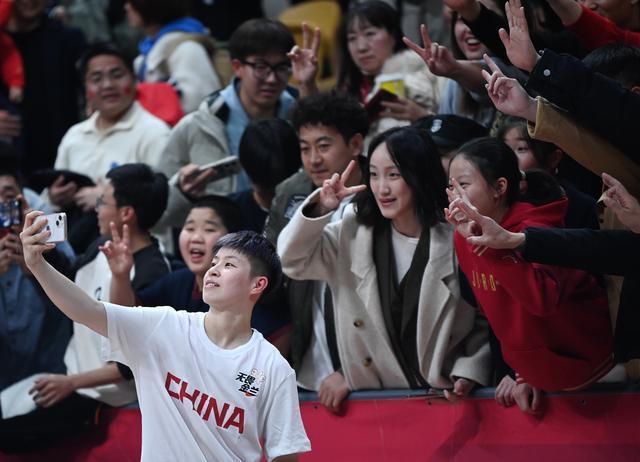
[[2, 391, 640, 461]]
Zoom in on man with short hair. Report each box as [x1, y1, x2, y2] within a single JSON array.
[[0, 163, 170, 454], [0, 152, 73, 393], [51, 43, 170, 214], [264, 91, 369, 413], [156, 18, 300, 233]]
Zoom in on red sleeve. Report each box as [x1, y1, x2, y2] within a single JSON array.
[[567, 5, 640, 50], [0, 33, 24, 88], [0, 0, 12, 28]]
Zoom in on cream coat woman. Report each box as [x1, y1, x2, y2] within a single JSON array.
[[278, 127, 490, 397]]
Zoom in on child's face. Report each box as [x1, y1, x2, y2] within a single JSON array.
[[503, 127, 538, 171], [203, 248, 263, 307], [96, 182, 124, 237], [449, 155, 504, 220], [179, 207, 228, 279]]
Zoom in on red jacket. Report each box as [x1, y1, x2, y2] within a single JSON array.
[[568, 5, 640, 50], [0, 0, 24, 89], [455, 199, 613, 391]]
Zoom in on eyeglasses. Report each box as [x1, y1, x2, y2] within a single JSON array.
[[95, 196, 118, 209], [240, 60, 292, 82]]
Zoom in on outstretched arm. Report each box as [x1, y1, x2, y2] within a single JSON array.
[[20, 211, 107, 337]]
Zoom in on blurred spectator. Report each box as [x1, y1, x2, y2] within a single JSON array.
[[0, 151, 73, 393], [412, 113, 488, 170], [126, 0, 222, 114], [496, 116, 599, 228], [0, 163, 170, 453], [337, 1, 446, 135], [4, 0, 85, 177], [230, 119, 301, 233], [192, 0, 263, 41], [155, 18, 297, 234], [48, 43, 169, 253]]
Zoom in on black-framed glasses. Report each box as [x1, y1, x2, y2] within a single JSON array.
[[240, 60, 292, 82], [95, 196, 118, 209]]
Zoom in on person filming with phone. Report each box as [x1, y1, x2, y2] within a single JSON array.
[[0, 148, 74, 397]]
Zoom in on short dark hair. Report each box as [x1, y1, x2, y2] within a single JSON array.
[[582, 43, 640, 89], [188, 195, 244, 233], [126, 0, 190, 26], [212, 230, 282, 298], [413, 114, 488, 152], [228, 19, 295, 61], [78, 42, 134, 78], [238, 119, 301, 191], [338, 1, 406, 96], [106, 163, 169, 230], [355, 126, 448, 228], [291, 91, 369, 144], [453, 137, 564, 207]]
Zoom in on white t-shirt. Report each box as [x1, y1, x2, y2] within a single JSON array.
[[391, 225, 419, 283], [65, 252, 137, 407], [102, 303, 311, 462]]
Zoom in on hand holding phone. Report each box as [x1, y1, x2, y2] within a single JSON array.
[[34, 213, 68, 244]]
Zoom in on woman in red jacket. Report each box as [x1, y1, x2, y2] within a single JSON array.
[[447, 137, 613, 413]]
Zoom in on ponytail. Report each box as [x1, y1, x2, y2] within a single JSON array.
[[520, 168, 565, 206]]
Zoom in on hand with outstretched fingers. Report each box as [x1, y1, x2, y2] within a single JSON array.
[[482, 54, 537, 121], [448, 198, 526, 253], [100, 222, 134, 279], [602, 172, 640, 233], [498, 0, 540, 72], [317, 160, 367, 215], [403, 24, 460, 78], [288, 22, 321, 93]]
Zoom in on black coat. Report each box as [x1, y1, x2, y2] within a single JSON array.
[[525, 49, 640, 161], [523, 227, 640, 362]]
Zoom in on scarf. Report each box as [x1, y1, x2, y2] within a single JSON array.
[[373, 221, 430, 389]]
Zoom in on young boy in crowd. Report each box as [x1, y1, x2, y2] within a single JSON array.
[[19, 219, 311, 461]]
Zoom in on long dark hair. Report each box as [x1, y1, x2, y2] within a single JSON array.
[[337, 1, 406, 97], [452, 137, 564, 207], [355, 126, 448, 228]]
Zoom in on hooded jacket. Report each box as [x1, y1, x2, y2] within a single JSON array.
[[454, 199, 613, 391]]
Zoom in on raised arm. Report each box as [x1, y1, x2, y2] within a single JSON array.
[[20, 211, 107, 337], [404, 25, 486, 93]]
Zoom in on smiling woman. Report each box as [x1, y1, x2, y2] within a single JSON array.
[[278, 126, 491, 401], [337, 1, 447, 132]]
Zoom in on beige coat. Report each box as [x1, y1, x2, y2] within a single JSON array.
[[278, 191, 491, 390]]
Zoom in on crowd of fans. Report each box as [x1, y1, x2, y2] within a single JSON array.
[[0, 0, 639, 454]]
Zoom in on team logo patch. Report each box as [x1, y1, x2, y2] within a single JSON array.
[[235, 369, 266, 397], [284, 195, 307, 220]]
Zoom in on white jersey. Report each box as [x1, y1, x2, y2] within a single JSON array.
[[102, 303, 311, 462]]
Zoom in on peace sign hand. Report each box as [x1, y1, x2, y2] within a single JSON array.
[[99, 222, 133, 279], [403, 24, 459, 78], [317, 160, 367, 215], [288, 22, 321, 95]]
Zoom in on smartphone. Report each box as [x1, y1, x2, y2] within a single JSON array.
[[34, 213, 68, 243], [190, 156, 243, 183], [0, 199, 22, 229]]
